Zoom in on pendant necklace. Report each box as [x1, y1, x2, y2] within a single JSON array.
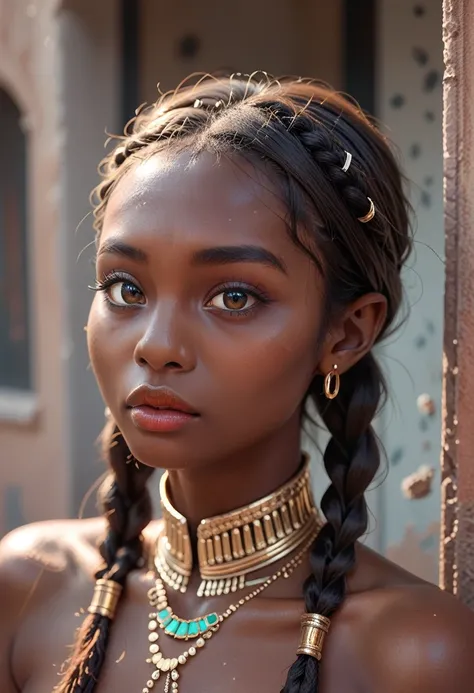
[[139, 456, 322, 692], [142, 529, 318, 693]]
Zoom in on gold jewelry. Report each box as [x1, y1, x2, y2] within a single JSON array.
[[324, 365, 340, 400], [357, 197, 376, 223], [143, 529, 319, 693], [88, 578, 123, 620], [155, 455, 322, 596], [296, 613, 331, 661]]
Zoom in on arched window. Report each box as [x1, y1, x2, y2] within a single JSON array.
[[0, 88, 31, 391]]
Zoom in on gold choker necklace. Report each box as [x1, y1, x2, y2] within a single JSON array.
[[155, 454, 321, 597]]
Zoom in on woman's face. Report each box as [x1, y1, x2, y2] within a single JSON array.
[[88, 150, 325, 469]]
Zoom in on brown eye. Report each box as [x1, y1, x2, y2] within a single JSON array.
[[223, 291, 248, 310], [208, 290, 256, 312], [108, 281, 145, 306]]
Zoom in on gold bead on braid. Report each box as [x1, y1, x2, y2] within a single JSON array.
[[296, 613, 331, 661], [88, 578, 123, 620]]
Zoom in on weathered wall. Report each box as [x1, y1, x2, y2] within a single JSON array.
[[0, 0, 70, 533], [139, 0, 343, 103], [0, 0, 122, 531], [376, 0, 444, 585]]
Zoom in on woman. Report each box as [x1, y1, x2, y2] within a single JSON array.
[[1, 73, 472, 693]]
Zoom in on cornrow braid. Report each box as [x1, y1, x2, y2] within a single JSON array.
[[257, 99, 374, 222], [58, 73, 410, 693], [55, 420, 154, 692], [293, 129, 372, 220]]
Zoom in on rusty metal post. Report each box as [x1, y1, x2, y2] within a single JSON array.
[[441, 0, 474, 608]]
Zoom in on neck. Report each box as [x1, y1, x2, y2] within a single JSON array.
[[166, 418, 302, 532], [155, 420, 320, 597]]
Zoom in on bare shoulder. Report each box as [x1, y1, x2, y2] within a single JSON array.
[[0, 515, 161, 600], [0, 517, 109, 621], [0, 518, 106, 692], [344, 553, 474, 693], [0, 516, 107, 579]]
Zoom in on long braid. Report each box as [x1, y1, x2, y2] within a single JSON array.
[[55, 419, 154, 692], [274, 97, 400, 692], [283, 354, 384, 692]]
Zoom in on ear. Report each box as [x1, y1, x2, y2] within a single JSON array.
[[316, 293, 387, 376]]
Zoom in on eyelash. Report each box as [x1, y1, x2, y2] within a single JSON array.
[[90, 270, 131, 289], [89, 270, 141, 310], [89, 272, 272, 316], [205, 281, 271, 318]]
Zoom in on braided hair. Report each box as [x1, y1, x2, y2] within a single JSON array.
[[56, 73, 411, 693]]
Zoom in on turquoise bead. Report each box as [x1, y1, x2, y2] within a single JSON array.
[[162, 615, 173, 627], [206, 613, 218, 626], [198, 619, 209, 633], [188, 621, 199, 637], [176, 621, 189, 638], [158, 609, 170, 621], [165, 619, 179, 635]]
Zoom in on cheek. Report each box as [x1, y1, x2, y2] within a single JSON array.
[[87, 298, 128, 396], [213, 312, 321, 420]]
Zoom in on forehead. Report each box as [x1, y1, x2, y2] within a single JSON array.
[[100, 150, 299, 256]]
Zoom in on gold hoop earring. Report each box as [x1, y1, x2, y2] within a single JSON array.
[[324, 365, 340, 400]]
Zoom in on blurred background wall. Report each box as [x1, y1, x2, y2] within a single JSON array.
[[0, 0, 444, 584]]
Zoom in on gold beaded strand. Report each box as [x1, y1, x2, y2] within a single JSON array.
[[141, 530, 318, 693]]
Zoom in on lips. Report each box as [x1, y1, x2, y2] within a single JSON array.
[[126, 385, 199, 433]]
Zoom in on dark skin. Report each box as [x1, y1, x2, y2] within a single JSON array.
[[0, 152, 473, 693]]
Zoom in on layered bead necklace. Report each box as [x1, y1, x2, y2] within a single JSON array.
[[141, 456, 322, 693]]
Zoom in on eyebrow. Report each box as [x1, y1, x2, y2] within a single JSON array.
[[97, 239, 148, 262], [97, 240, 287, 274], [192, 245, 287, 274]]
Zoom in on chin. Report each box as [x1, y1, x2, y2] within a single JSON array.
[[122, 427, 213, 471]]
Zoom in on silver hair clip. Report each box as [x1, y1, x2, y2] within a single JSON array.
[[214, 100, 224, 109], [193, 99, 203, 108], [342, 151, 352, 173], [358, 197, 376, 223], [341, 151, 375, 222]]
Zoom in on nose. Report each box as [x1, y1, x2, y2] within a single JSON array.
[[133, 301, 196, 373]]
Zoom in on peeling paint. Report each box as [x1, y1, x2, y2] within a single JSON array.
[[387, 522, 439, 583]]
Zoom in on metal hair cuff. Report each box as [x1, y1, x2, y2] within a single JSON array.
[[296, 613, 331, 661], [357, 197, 376, 223], [88, 578, 123, 620]]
